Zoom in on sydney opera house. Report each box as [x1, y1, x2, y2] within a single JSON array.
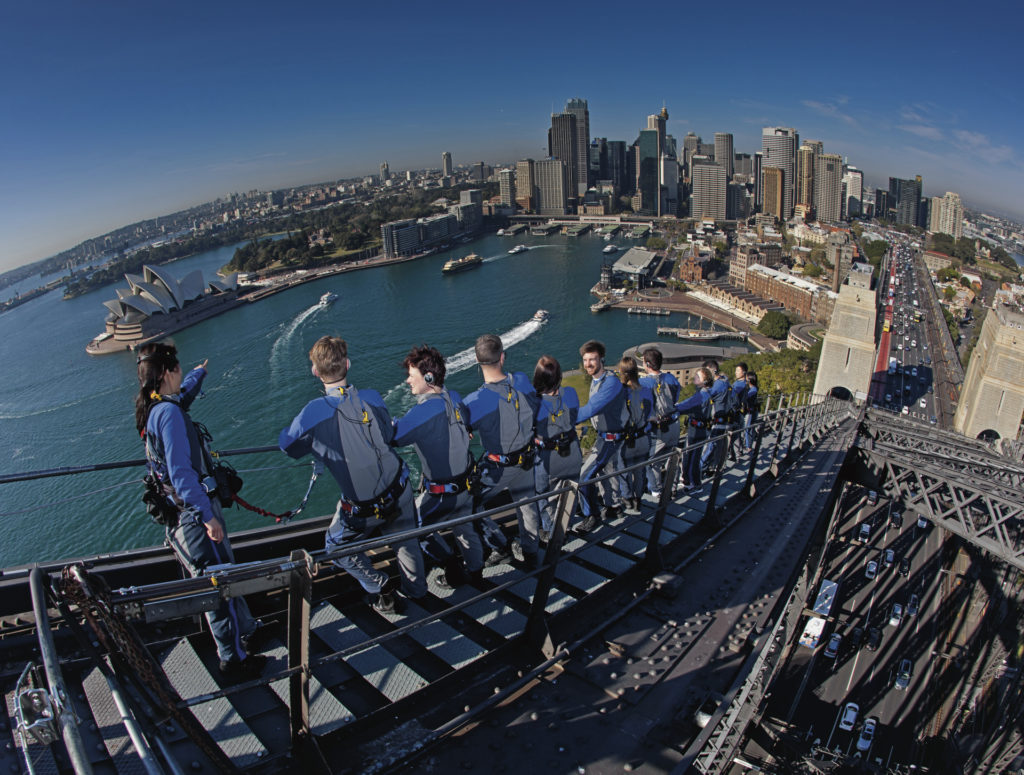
[[86, 265, 241, 354]]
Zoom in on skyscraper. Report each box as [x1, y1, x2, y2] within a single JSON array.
[[893, 177, 921, 226], [796, 144, 817, 208], [498, 169, 516, 208], [441, 151, 453, 178], [842, 167, 863, 218], [548, 112, 578, 205], [380, 161, 390, 182], [714, 133, 734, 179], [762, 166, 784, 220], [634, 128, 660, 215], [534, 158, 568, 216], [565, 98, 591, 197], [589, 138, 607, 183], [930, 191, 964, 240], [690, 158, 727, 220], [761, 127, 799, 218], [683, 133, 701, 175], [515, 159, 535, 212], [814, 153, 843, 224]]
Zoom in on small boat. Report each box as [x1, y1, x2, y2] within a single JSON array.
[[442, 253, 483, 274], [603, 244, 619, 254], [532, 309, 550, 323], [496, 228, 506, 236], [508, 244, 528, 255], [590, 298, 613, 313], [319, 292, 338, 306]]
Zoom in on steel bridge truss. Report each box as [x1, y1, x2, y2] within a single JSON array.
[[859, 411, 1024, 571]]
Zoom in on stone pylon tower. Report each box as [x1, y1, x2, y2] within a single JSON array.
[[813, 264, 877, 399], [954, 305, 1024, 441]]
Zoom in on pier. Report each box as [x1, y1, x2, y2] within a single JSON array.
[[657, 326, 749, 342]]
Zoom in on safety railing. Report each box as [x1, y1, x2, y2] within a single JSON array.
[[44, 392, 852, 752]]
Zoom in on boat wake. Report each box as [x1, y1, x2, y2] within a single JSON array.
[[481, 253, 511, 264], [269, 303, 325, 375], [383, 314, 547, 413]]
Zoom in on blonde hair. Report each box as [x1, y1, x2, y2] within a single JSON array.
[[618, 356, 640, 388]]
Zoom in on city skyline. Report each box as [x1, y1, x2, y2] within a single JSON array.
[[2, 0, 1022, 273]]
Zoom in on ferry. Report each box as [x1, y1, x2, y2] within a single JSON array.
[[508, 244, 528, 255], [603, 244, 618, 254], [496, 228, 505, 236], [532, 309, 550, 322], [318, 291, 338, 307], [441, 253, 483, 274]]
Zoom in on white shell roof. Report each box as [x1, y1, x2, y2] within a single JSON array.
[[102, 264, 230, 324]]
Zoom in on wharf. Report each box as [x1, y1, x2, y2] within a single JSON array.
[[658, 327, 749, 342], [627, 306, 670, 316], [503, 224, 527, 236], [564, 223, 591, 237]]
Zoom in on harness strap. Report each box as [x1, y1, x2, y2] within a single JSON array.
[[485, 442, 534, 466], [340, 468, 408, 518], [534, 430, 578, 450], [423, 467, 474, 496]]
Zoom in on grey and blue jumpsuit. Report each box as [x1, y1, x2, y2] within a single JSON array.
[[279, 385, 426, 599], [392, 388, 483, 574], [675, 385, 712, 488], [640, 371, 681, 494], [577, 371, 629, 518], [534, 387, 582, 533], [616, 383, 653, 502], [464, 372, 542, 557], [144, 366, 257, 664]]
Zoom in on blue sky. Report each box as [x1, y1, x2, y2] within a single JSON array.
[[2, 0, 1021, 273]]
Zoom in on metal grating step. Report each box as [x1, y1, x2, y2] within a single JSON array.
[[378, 601, 486, 670], [159, 639, 268, 768], [81, 666, 148, 775], [554, 559, 614, 594], [311, 602, 428, 703], [484, 563, 576, 614], [263, 639, 355, 735], [576, 543, 636, 575]]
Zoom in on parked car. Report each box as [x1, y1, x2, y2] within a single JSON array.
[[857, 717, 878, 752], [894, 658, 912, 690], [825, 633, 842, 659], [865, 560, 878, 580], [839, 702, 859, 732], [889, 603, 904, 627]]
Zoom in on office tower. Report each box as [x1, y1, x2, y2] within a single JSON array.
[[647, 109, 667, 157], [590, 137, 608, 183], [380, 161, 390, 182], [826, 231, 855, 292], [874, 189, 891, 219], [814, 153, 843, 223], [714, 133, 734, 179], [548, 112, 578, 204], [762, 166, 784, 220], [441, 151, 453, 177], [606, 141, 628, 194], [955, 305, 1024, 441], [915, 176, 928, 229], [753, 152, 763, 209], [893, 177, 921, 226], [460, 189, 482, 207], [515, 159, 535, 212], [727, 182, 751, 220], [534, 158, 568, 215], [734, 153, 753, 178], [842, 167, 863, 218], [796, 144, 817, 207], [661, 153, 680, 216], [470, 162, 487, 182], [634, 128, 660, 215], [690, 158, 726, 220], [565, 98, 591, 196], [499, 169, 516, 208], [930, 191, 964, 240], [761, 127, 799, 217], [381, 218, 420, 258], [683, 133, 701, 174]]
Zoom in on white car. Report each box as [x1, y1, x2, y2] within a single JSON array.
[[889, 603, 903, 627], [865, 560, 878, 580], [920, 399, 927, 408], [902, 406, 910, 415], [857, 717, 878, 752], [839, 702, 859, 732], [825, 632, 842, 659]]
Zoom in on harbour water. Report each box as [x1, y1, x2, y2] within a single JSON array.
[[0, 232, 726, 567]]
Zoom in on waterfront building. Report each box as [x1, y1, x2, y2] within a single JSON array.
[[549, 112, 578, 206], [744, 263, 837, 325], [499, 169, 516, 208], [955, 304, 1024, 441], [515, 159, 535, 212], [814, 153, 843, 224], [534, 158, 569, 216], [714, 133, 734, 179], [842, 166, 863, 218], [441, 151, 453, 178], [611, 247, 660, 288], [690, 158, 727, 221], [761, 127, 799, 218], [565, 98, 591, 197], [762, 167, 785, 221], [929, 191, 964, 240], [381, 218, 421, 257]]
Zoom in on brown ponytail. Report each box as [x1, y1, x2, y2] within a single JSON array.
[[135, 342, 179, 434]]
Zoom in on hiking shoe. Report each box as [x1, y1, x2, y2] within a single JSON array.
[[511, 538, 525, 563], [623, 498, 641, 515], [484, 548, 512, 567], [576, 514, 601, 533], [219, 654, 267, 683], [539, 528, 552, 544]]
